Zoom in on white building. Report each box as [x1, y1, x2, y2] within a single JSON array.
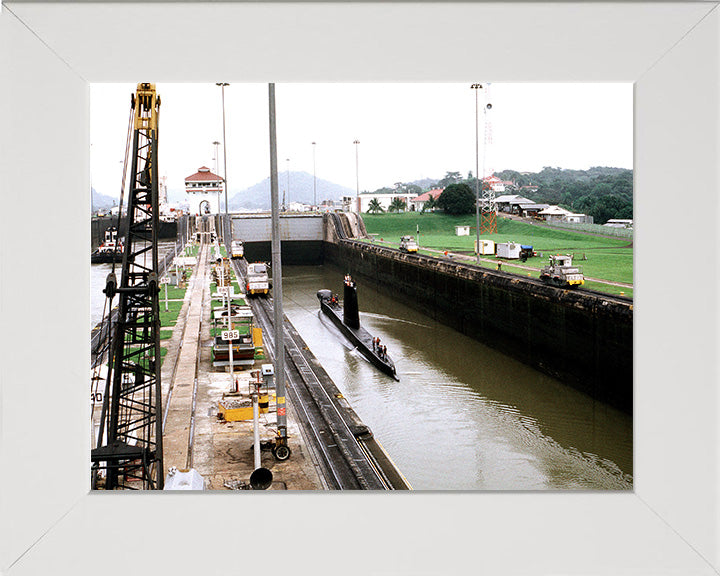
[[604, 218, 633, 228], [185, 166, 223, 216], [495, 194, 534, 213], [566, 213, 594, 224], [357, 192, 416, 213], [538, 205, 573, 222], [408, 189, 443, 212], [483, 175, 506, 193]]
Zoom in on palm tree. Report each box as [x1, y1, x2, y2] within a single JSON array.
[[388, 197, 406, 213], [367, 198, 384, 214]]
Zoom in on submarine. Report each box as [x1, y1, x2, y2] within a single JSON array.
[[317, 276, 399, 381]]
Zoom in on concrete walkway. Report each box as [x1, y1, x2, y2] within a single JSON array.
[[160, 242, 324, 490], [162, 243, 209, 471]]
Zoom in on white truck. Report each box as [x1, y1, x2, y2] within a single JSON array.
[[230, 240, 244, 259], [399, 235, 419, 253], [539, 254, 585, 287], [245, 262, 270, 296]]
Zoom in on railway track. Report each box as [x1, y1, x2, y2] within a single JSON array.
[[231, 258, 403, 490]]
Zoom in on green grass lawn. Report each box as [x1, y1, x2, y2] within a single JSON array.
[[362, 213, 633, 291], [210, 281, 242, 294], [159, 307, 182, 326], [160, 285, 187, 300]]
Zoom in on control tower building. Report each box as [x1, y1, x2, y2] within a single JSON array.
[[185, 166, 223, 216]]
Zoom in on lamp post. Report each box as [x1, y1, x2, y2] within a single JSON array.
[[212, 140, 220, 175], [216, 82, 229, 243], [312, 141, 317, 209], [212, 140, 221, 220], [353, 139, 360, 213], [471, 83, 482, 264], [286, 158, 290, 210]]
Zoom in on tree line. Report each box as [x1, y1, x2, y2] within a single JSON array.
[[495, 167, 633, 223], [366, 167, 633, 223]]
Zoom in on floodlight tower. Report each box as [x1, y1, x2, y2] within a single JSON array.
[[479, 84, 497, 234]]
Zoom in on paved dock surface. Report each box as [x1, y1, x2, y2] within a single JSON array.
[[160, 242, 324, 490]]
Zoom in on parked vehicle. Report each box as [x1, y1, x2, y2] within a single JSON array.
[[539, 254, 584, 287], [246, 262, 270, 296], [230, 240, 244, 259], [399, 235, 418, 253]]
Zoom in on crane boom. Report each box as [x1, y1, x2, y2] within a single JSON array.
[[91, 83, 164, 490]]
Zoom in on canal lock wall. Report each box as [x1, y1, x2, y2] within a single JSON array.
[[323, 238, 633, 414]]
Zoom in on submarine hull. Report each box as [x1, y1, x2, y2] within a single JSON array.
[[317, 292, 398, 380]]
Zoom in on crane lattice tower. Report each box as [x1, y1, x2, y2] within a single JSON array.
[[91, 83, 164, 490]]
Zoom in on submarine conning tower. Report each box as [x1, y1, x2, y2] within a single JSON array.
[[343, 275, 360, 329]]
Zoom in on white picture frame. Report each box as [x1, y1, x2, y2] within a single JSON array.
[[1, 2, 718, 574]]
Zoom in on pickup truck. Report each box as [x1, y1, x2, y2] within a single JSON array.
[[246, 262, 270, 296]]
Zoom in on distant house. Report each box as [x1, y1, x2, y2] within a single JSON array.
[[357, 191, 416, 213], [566, 213, 594, 224], [287, 201, 311, 212], [495, 194, 534, 213], [517, 203, 550, 218], [538, 205, 573, 222], [604, 218, 633, 228], [483, 175, 505, 193], [537, 206, 592, 224], [409, 188, 442, 212]]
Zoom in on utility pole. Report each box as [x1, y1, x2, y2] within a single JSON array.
[[312, 141, 317, 209], [212, 140, 220, 176], [286, 158, 290, 209], [353, 139, 360, 213], [216, 82, 230, 244], [268, 83, 291, 461]]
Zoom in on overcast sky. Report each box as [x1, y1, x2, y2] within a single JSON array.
[[90, 83, 632, 198]]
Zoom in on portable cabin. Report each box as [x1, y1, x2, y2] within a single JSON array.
[[496, 241, 522, 259], [474, 239, 495, 255]]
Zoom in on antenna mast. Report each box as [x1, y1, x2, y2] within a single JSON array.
[[479, 84, 497, 234]]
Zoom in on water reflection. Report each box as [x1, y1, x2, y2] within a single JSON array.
[[283, 264, 632, 491]]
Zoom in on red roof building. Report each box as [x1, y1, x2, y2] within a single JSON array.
[[185, 166, 223, 184], [408, 188, 443, 211], [185, 166, 223, 215]]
